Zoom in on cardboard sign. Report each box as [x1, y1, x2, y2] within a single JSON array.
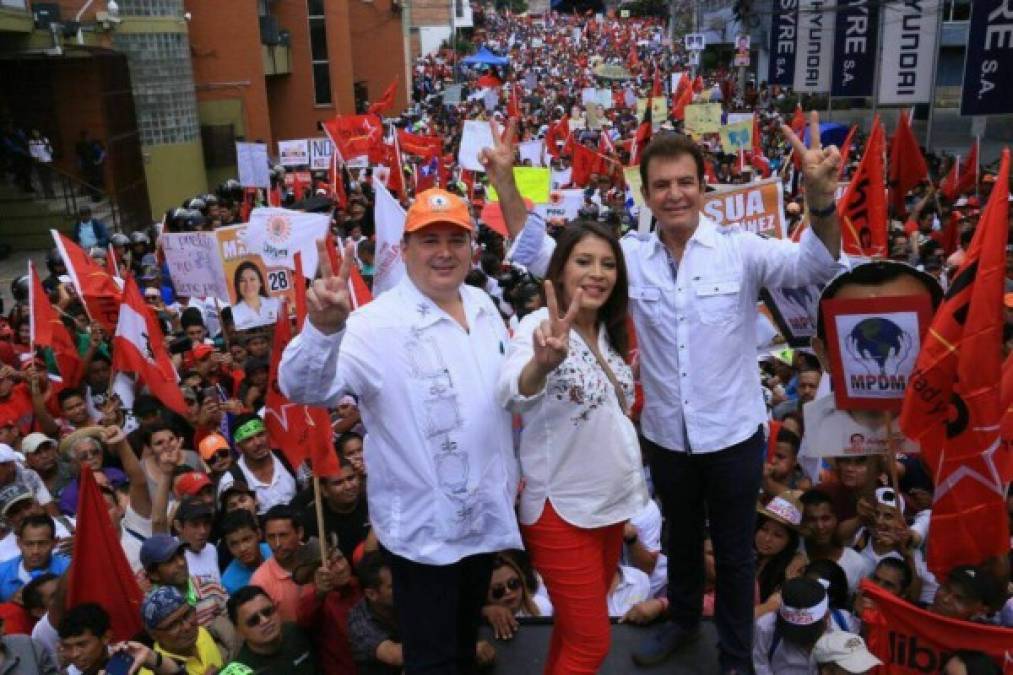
[[702, 178, 786, 238], [215, 224, 295, 330], [458, 120, 495, 172], [160, 232, 230, 301], [308, 138, 333, 171], [236, 142, 270, 188], [803, 394, 920, 457], [635, 98, 668, 128], [534, 189, 584, 222], [684, 103, 722, 137], [278, 140, 310, 167], [684, 33, 705, 51], [486, 167, 551, 204], [760, 284, 823, 348], [719, 120, 753, 153], [821, 294, 935, 411]]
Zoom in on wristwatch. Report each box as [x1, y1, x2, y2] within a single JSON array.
[[809, 200, 837, 218], [624, 532, 639, 545]]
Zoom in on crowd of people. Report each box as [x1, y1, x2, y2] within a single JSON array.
[[0, 4, 1011, 675]]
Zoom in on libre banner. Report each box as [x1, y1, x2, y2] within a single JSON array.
[[793, 0, 834, 93], [861, 581, 1013, 673], [831, 0, 878, 97], [703, 178, 786, 239], [877, 0, 942, 105], [960, 0, 1013, 116], [768, 0, 799, 86]]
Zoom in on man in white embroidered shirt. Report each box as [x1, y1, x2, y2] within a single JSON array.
[[484, 113, 846, 674], [279, 188, 521, 674]]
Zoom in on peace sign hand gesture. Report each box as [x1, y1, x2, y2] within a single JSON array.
[[780, 110, 841, 211], [479, 118, 518, 190], [307, 239, 356, 335], [531, 281, 583, 374]]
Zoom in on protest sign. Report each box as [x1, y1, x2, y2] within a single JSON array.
[[486, 167, 551, 204], [719, 120, 752, 154], [215, 224, 298, 330], [243, 207, 329, 271], [760, 284, 822, 348], [160, 232, 229, 302], [518, 139, 545, 166], [278, 140, 310, 167], [458, 120, 495, 172], [702, 178, 786, 238], [803, 394, 920, 457], [726, 113, 753, 126], [684, 103, 722, 137], [550, 167, 572, 189], [442, 84, 463, 106], [821, 294, 934, 411], [236, 142, 270, 188], [534, 189, 584, 222], [636, 98, 668, 128], [623, 167, 645, 206], [308, 137, 333, 170]]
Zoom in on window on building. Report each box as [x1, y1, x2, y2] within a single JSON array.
[[308, 0, 331, 105]]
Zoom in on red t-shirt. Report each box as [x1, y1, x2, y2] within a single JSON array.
[[0, 384, 34, 434]]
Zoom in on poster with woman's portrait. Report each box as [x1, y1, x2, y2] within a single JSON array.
[[214, 224, 295, 330]]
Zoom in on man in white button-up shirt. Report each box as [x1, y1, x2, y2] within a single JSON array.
[[279, 189, 522, 674], [483, 113, 846, 673]]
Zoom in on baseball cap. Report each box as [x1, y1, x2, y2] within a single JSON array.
[[174, 497, 214, 522], [192, 344, 215, 361], [139, 534, 185, 569], [404, 188, 473, 234], [175, 472, 213, 498], [21, 433, 56, 454], [874, 486, 904, 511], [0, 482, 34, 517], [197, 434, 230, 461], [217, 477, 255, 506], [142, 585, 187, 630], [813, 632, 882, 673], [143, 286, 161, 299], [0, 444, 19, 464]]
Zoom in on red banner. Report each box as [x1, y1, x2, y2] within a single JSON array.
[[861, 581, 1013, 673]]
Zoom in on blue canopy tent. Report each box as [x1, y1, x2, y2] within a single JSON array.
[[802, 122, 850, 148], [461, 46, 510, 67]]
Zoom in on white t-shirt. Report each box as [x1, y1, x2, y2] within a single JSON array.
[[627, 499, 668, 598], [119, 503, 152, 575], [185, 543, 222, 585], [607, 565, 651, 618], [836, 546, 875, 596], [0, 517, 74, 563]]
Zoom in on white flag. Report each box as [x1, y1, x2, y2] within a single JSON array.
[[372, 180, 407, 295]]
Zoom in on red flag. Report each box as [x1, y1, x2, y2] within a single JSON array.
[[899, 149, 1010, 579], [940, 138, 979, 200], [53, 232, 122, 332], [322, 114, 384, 161], [507, 82, 521, 120], [66, 467, 144, 641], [29, 262, 81, 387], [704, 159, 718, 185], [264, 302, 309, 468], [750, 114, 772, 178], [627, 43, 639, 68], [396, 129, 442, 158], [692, 75, 704, 93], [598, 130, 616, 157], [330, 156, 348, 210], [367, 79, 397, 115], [305, 406, 340, 477], [837, 118, 888, 258], [105, 244, 119, 279], [570, 143, 597, 186], [790, 105, 806, 170], [672, 81, 694, 121], [888, 109, 929, 216], [860, 581, 1013, 673], [651, 68, 663, 97], [476, 73, 502, 89], [837, 124, 857, 180], [629, 100, 653, 166], [292, 252, 308, 332], [545, 116, 570, 159], [111, 277, 187, 416]]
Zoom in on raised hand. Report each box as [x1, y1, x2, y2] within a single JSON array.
[[780, 110, 841, 211], [531, 281, 583, 375], [478, 118, 518, 190], [307, 239, 355, 335]]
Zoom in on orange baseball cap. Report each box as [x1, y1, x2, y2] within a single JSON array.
[[198, 433, 231, 461], [1005, 292, 1013, 309], [404, 188, 473, 234]]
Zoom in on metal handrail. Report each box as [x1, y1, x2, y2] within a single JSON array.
[[21, 154, 122, 232]]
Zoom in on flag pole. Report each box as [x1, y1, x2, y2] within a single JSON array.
[[312, 474, 329, 563], [923, 1, 945, 151], [883, 411, 902, 498]]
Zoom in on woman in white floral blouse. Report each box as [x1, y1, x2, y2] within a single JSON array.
[[496, 220, 649, 674]]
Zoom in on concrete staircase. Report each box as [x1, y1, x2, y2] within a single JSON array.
[[0, 176, 116, 251]]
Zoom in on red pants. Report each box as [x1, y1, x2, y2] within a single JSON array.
[[521, 501, 623, 675]]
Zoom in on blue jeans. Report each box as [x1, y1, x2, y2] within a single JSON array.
[[647, 427, 764, 672]]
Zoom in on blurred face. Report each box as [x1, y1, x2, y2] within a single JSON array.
[[642, 154, 703, 235], [322, 466, 360, 509], [247, 337, 269, 358], [177, 517, 212, 552], [796, 371, 820, 402], [559, 234, 618, 315], [402, 225, 472, 302], [61, 395, 89, 425], [942, 656, 970, 675], [0, 424, 17, 448], [230, 344, 248, 364], [60, 629, 109, 671], [28, 578, 58, 620], [930, 580, 983, 621], [836, 456, 872, 489], [225, 526, 263, 568], [225, 491, 257, 515], [342, 438, 365, 475], [365, 568, 394, 610], [755, 518, 791, 558], [238, 268, 262, 301], [151, 604, 199, 654], [147, 430, 179, 460], [0, 375, 14, 399], [264, 519, 302, 565], [86, 360, 110, 390], [238, 430, 270, 462], [236, 594, 281, 648], [207, 447, 233, 474], [151, 550, 189, 587], [870, 564, 905, 596], [487, 565, 524, 612], [802, 502, 838, 547], [18, 523, 55, 569], [185, 325, 206, 344], [71, 439, 103, 472], [768, 442, 796, 481], [872, 503, 903, 536]]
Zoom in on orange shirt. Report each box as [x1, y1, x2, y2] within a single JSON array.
[[249, 555, 314, 622]]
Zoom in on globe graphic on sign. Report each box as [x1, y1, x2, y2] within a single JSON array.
[[848, 317, 905, 371]]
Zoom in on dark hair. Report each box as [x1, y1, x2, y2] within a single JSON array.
[[221, 508, 260, 538], [776, 577, 827, 648], [226, 585, 271, 625], [18, 513, 55, 539], [337, 431, 362, 455], [800, 489, 834, 510], [946, 650, 1002, 675], [262, 504, 301, 531], [803, 559, 848, 609], [776, 428, 801, 455], [542, 220, 629, 357], [874, 557, 913, 592], [58, 603, 110, 639], [22, 572, 58, 612], [639, 133, 705, 189], [816, 261, 943, 341], [57, 387, 85, 407], [356, 550, 390, 591], [180, 308, 206, 329], [755, 515, 800, 602], [782, 410, 804, 437], [234, 261, 268, 301], [142, 422, 178, 447]]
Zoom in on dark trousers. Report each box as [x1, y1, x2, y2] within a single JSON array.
[[389, 551, 494, 675], [648, 427, 765, 672]]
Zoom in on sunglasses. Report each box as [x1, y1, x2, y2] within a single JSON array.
[[244, 604, 276, 628], [490, 577, 522, 600], [210, 449, 231, 462]]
